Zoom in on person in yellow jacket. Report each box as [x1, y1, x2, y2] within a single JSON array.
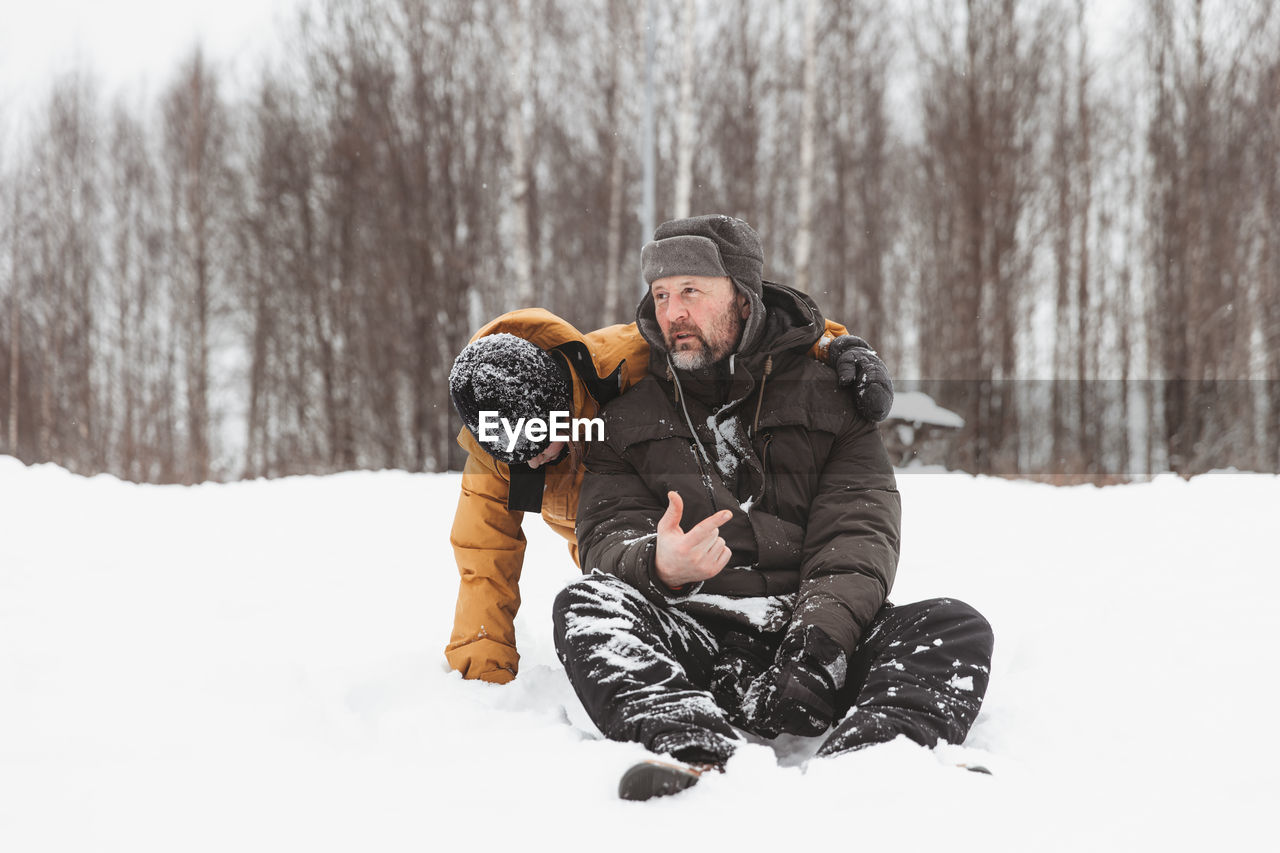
[[446, 307, 894, 683]]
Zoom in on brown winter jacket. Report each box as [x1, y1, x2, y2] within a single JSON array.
[[576, 283, 901, 655], [446, 308, 851, 683]]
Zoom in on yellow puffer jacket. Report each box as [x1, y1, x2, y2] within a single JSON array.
[[445, 308, 848, 683], [446, 309, 643, 683]]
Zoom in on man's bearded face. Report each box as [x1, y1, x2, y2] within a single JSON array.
[[651, 275, 748, 371]]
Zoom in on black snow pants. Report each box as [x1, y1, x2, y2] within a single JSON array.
[[552, 572, 993, 762]]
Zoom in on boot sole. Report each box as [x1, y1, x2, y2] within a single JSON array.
[[618, 760, 704, 801]]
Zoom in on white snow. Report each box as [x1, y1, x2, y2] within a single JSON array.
[[2, 455, 1277, 851], [680, 592, 791, 631], [707, 410, 747, 480]]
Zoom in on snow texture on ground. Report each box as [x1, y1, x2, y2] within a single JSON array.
[[1, 455, 1277, 851]]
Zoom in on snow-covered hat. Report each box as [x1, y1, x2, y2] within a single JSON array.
[[449, 333, 572, 464]]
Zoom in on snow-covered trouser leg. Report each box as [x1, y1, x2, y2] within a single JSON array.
[[817, 598, 993, 758], [553, 572, 739, 763]]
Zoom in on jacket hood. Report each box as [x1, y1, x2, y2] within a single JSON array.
[[469, 307, 591, 352]]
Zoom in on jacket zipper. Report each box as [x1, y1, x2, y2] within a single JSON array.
[[667, 356, 720, 510], [755, 431, 774, 510]]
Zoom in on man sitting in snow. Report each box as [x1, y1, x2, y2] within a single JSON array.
[[552, 215, 995, 800]]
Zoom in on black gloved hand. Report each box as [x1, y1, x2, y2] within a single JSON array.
[[710, 630, 775, 729], [740, 624, 847, 738], [828, 334, 894, 423]]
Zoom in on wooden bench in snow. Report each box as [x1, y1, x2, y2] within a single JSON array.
[[880, 391, 965, 467]]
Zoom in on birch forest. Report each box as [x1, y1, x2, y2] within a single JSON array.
[[1, 0, 1277, 483]]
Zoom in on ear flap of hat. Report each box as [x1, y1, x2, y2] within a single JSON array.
[[733, 282, 767, 356]]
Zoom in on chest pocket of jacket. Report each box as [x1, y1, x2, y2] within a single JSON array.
[[753, 410, 841, 525]]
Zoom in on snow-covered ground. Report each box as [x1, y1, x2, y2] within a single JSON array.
[[1, 454, 1276, 851]]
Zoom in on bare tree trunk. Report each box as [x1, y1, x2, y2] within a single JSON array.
[[6, 188, 18, 452], [1050, 53, 1073, 474], [190, 105, 212, 484], [831, 117, 850, 324], [7, 296, 17, 453], [914, 0, 1054, 474], [856, 62, 890, 343], [961, 2, 987, 471], [191, 193, 211, 484], [245, 265, 270, 478], [603, 109, 626, 324], [1074, 0, 1094, 472], [507, 0, 535, 305], [38, 317, 56, 461], [793, 0, 819, 293], [1116, 200, 1135, 477], [733, 6, 761, 222], [163, 50, 229, 483], [600, 0, 627, 325], [673, 0, 698, 219], [828, 2, 857, 327], [1264, 59, 1280, 471]]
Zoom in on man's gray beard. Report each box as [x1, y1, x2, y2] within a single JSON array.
[[670, 345, 712, 371], [667, 310, 743, 371], [668, 333, 739, 371]]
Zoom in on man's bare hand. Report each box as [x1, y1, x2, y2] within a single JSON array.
[[654, 491, 733, 589]]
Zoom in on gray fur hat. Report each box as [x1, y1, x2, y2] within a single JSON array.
[[641, 214, 764, 297]]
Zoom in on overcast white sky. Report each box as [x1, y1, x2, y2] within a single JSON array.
[[0, 0, 307, 118], [1, 0, 1146, 96], [0, 0, 1147, 155]]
